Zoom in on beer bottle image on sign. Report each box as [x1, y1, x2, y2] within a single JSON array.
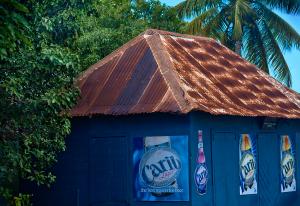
[[281, 135, 296, 192], [139, 136, 180, 197], [194, 130, 208, 195], [239, 134, 257, 195]]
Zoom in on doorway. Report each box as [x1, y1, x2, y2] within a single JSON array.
[[212, 132, 239, 206]]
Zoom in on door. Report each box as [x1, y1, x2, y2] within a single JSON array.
[[258, 133, 280, 206], [212, 132, 238, 206], [89, 136, 128, 206]]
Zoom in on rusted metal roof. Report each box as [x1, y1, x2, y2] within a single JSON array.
[[71, 29, 300, 118]]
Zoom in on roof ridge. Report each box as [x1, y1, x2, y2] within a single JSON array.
[[142, 28, 214, 41], [145, 33, 191, 112]]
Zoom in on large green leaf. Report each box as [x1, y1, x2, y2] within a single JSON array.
[[260, 0, 300, 14], [257, 2, 300, 50], [260, 19, 292, 86]]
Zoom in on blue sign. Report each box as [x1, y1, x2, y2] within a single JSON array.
[[133, 135, 189, 201]]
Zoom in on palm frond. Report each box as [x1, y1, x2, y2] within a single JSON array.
[[201, 6, 230, 39], [243, 21, 269, 73], [256, 2, 300, 51], [260, 0, 300, 14], [176, 0, 222, 19], [260, 19, 292, 86], [186, 7, 218, 35], [233, 1, 242, 40], [232, 0, 253, 40], [219, 23, 236, 50]]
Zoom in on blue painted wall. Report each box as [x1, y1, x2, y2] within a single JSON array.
[[21, 112, 300, 206]]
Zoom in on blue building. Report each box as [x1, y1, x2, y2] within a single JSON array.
[[23, 30, 300, 206]]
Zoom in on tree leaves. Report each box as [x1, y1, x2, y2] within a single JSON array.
[[187, 7, 218, 35], [257, 2, 300, 51], [260, 0, 300, 14], [0, 0, 31, 60], [260, 19, 292, 86], [243, 19, 269, 73], [176, 0, 223, 19], [75, 0, 185, 69]]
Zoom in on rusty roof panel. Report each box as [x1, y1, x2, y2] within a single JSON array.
[[90, 38, 149, 109], [113, 47, 157, 107], [71, 29, 300, 118], [71, 55, 121, 116]]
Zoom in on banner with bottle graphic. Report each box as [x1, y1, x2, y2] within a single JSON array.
[[239, 134, 257, 195], [133, 135, 189, 201], [280, 135, 296, 193], [194, 130, 208, 195]]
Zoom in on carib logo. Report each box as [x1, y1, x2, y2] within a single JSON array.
[[139, 147, 182, 188], [240, 134, 256, 191], [281, 135, 295, 188]]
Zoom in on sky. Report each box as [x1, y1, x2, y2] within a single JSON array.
[[160, 0, 300, 92]]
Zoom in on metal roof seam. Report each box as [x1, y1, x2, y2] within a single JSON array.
[[129, 69, 159, 112], [145, 33, 191, 113]]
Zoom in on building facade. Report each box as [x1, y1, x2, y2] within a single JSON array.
[[22, 29, 300, 206]]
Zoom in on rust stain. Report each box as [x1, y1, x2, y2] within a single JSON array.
[[71, 29, 300, 119]]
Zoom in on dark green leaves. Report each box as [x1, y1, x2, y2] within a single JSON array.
[[260, 0, 300, 14], [0, 0, 31, 60]]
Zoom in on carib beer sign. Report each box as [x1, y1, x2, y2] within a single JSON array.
[[239, 134, 257, 195], [280, 135, 296, 193], [133, 136, 189, 201]]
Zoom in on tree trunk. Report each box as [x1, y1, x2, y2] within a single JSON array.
[[235, 40, 242, 56]]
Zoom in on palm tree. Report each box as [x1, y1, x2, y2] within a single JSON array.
[[176, 0, 300, 87]]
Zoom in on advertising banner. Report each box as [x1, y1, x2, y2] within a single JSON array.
[[280, 135, 296, 193], [239, 134, 257, 195], [194, 130, 208, 195], [133, 135, 189, 201]]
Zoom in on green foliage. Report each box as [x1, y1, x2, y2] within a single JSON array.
[[75, 0, 146, 69], [0, 42, 80, 205], [75, 0, 185, 69], [0, 0, 31, 59], [13, 193, 32, 206], [0, 188, 31, 206], [177, 0, 300, 87], [0, 0, 185, 205]]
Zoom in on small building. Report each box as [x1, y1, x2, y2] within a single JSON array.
[[24, 29, 300, 206]]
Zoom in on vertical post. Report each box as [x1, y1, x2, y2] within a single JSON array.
[[76, 188, 80, 206]]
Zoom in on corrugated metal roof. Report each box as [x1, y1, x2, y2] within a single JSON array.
[[71, 29, 300, 118]]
